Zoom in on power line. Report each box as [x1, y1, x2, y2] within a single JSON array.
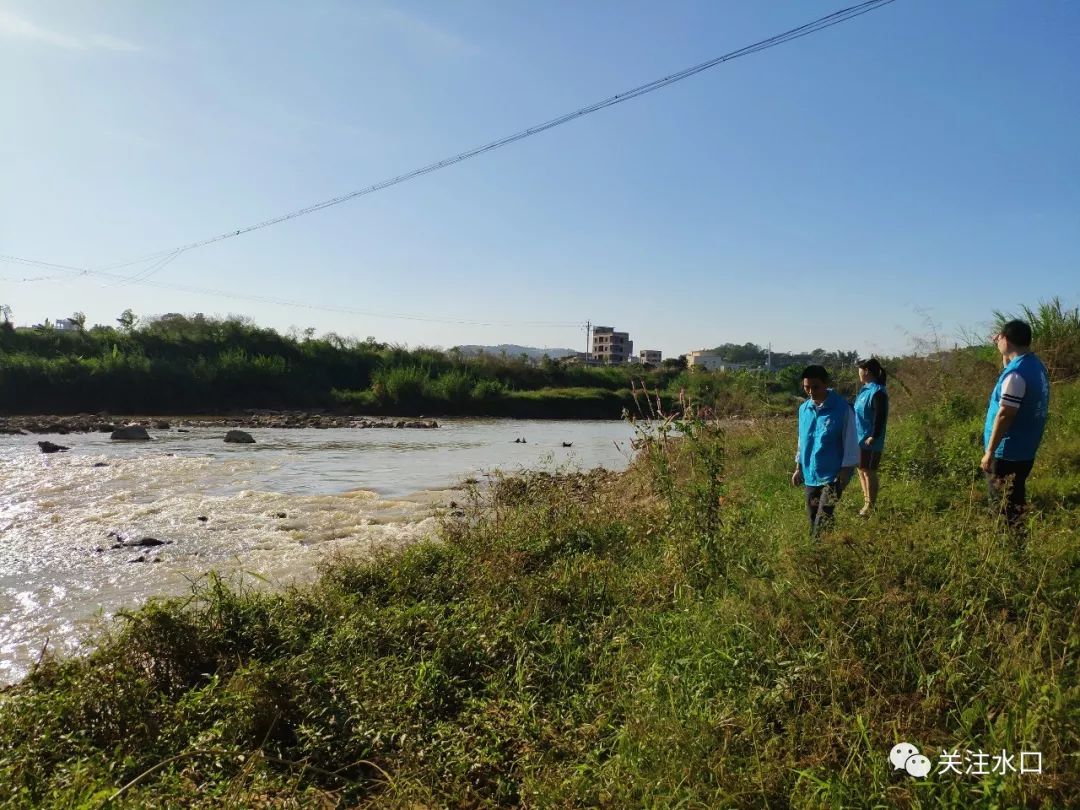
[[3, 0, 897, 324], [0, 254, 581, 328], [12, 0, 896, 284], [0, 273, 66, 283], [112, 250, 184, 286]]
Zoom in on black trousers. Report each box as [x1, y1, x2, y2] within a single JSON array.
[[985, 458, 1035, 527], [805, 479, 847, 534]]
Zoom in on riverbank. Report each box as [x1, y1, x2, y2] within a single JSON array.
[[1, 377, 1077, 807], [0, 413, 440, 435]]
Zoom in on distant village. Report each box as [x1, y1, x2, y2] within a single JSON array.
[[8, 314, 855, 372], [558, 325, 852, 372]]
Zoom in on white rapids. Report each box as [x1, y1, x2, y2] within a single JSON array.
[[0, 418, 635, 683]]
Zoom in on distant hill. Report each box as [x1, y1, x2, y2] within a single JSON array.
[[453, 344, 578, 360]]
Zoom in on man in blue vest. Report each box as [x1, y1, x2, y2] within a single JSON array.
[[792, 365, 859, 533], [981, 319, 1050, 529]]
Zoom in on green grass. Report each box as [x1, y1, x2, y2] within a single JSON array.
[[1, 376, 1078, 807]]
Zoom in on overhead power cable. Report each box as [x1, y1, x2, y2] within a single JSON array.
[[19, 0, 896, 283], [0, 255, 581, 327], [3, 0, 897, 325]]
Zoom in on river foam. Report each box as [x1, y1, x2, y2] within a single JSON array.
[[0, 418, 635, 682]]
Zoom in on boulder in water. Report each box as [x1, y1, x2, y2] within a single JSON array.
[[111, 425, 150, 441], [38, 441, 70, 454], [105, 531, 171, 548], [224, 430, 255, 444]]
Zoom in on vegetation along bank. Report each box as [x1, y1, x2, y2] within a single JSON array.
[[1, 303, 1078, 807]]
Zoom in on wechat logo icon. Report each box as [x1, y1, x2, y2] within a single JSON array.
[[890, 742, 932, 778]]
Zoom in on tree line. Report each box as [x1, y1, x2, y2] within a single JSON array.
[[0, 312, 686, 415], [9, 302, 1072, 416]]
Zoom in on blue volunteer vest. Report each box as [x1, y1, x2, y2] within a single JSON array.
[[799, 389, 850, 487], [854, 382, 887, 452], [984, 353, 1049, 461]]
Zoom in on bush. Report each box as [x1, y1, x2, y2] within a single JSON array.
[[431, 369, 474, 403], [2, 379, 1077, 807], [372, 366, 430, 407], [471, 379, 505, 401], [995, 297, 1080, 380]]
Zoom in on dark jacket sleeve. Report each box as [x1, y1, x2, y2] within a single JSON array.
[[872, 391, 888, 437]]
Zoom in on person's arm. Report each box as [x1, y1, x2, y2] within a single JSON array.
[[833, 406, 857, 486], [864, 390, 887, 447], [980, 373, 1023, 472], [981, 407, 1019, 471]]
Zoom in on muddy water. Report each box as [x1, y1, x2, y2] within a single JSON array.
[[0, 418, 636, 683]]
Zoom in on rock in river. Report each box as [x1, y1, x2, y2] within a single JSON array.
[[224, 430, 256, 444], [111, 425, 150, 441], [37, 441, 70, 454]]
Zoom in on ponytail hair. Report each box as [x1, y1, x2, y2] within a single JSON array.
[[857, 357, 886, 384]]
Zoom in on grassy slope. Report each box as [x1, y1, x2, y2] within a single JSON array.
[[0, 377, 1077, 808]]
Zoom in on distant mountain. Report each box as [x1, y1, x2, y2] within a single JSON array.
[[453, 344, 578, 360]]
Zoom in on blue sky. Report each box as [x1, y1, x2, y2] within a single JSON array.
[[2, 0, 1077, 358]]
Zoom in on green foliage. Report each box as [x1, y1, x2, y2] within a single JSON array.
[[3, 303, 1075, 422], [2, 375, 1077, 807], [0, 315, 666, 416], [995, 297, 1080, 380], [431, 369, 474, 402], [709, 341, 767, 363], [371, 365, 429, 407], [470, 378, 505, 401]]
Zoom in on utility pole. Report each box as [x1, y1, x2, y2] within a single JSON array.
[[585, 320, 591, 363]]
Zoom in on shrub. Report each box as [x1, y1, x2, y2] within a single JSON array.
[[995, 297, 1080, 380], [432, 369, 474, 403], [471, 379, 506, 401], [372, 366, 430, 407]]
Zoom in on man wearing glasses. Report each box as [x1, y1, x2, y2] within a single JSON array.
[[981, 319, 1050, 529]]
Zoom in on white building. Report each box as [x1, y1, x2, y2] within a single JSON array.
[[563, 351, 601, 366], [686, 350, 756, 372], [54, 318, 79, 332], [639, 349, 662, 365]]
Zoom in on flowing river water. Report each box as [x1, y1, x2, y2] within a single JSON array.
[[0, 419, 637, 684]]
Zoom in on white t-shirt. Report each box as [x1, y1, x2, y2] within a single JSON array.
[[1000, 372, 1026, 409]]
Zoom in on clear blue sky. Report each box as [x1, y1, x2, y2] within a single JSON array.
[[2, 0, 1078, 358]]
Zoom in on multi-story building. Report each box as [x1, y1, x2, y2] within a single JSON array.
[[592, 326, 633, 364], [639, 349, 662, 365]]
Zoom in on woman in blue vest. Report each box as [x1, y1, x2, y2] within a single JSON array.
[[854, 358, 889, 517]]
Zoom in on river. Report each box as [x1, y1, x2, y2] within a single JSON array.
[[0, 418, 637, 684]]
